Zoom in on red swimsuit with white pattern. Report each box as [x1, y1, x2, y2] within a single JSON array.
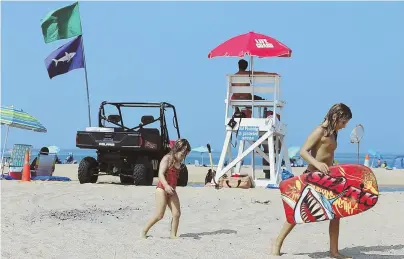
[[156, 167, 180, 191]]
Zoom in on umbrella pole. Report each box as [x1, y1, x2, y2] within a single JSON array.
[[1, 125, 10, 176], [250, 56, 255, 117], [249, 56, 255, 80]]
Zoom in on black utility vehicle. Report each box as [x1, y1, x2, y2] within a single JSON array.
[[75, 102, 188, 186]]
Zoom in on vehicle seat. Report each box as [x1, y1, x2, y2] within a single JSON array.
[[106, 115, 126, 132], [139, 115, 161, 148], [108, 114, 121, 123]]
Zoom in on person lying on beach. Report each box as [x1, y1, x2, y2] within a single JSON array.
[[271, 103, 353, 259], [142, 138, 191, 239]]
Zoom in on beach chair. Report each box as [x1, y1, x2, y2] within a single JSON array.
[[5, 144, 32, 178], [31, 154, 56, 177]]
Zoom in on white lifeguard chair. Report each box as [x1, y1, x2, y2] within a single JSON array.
[[214, 73, 292, 187]]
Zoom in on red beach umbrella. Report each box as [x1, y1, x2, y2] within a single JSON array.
[[208, 31, 292, 59]]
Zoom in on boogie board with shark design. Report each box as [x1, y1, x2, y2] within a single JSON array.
[[279, 164, 379, 224]]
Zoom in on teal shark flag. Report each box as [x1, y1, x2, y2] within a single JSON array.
[[40, 2, 82, 44]]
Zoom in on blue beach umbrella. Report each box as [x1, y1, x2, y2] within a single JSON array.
[[191, 146, 213, 165], [47, 145, 60, 154], [192, 146, 209, 153], [0, 106, 47, 163], [288, 146, 301, 159], [368, 149, 382, 159], [368, 149, 382, 167]]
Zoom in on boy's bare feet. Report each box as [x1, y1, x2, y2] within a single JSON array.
[[270, 240, 281, 256], [330, 252, 352, 259]]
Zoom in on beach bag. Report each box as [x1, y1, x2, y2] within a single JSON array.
[[218, 174, 253, 189]]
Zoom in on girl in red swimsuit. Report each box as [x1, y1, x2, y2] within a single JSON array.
[[142, 138, 191, 239]]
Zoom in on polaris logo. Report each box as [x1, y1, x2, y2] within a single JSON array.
[[99, 142, 115, 146]]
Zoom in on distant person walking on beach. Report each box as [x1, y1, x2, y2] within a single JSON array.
[[142, 139, 191, 239], [271, 103, 353, 259]]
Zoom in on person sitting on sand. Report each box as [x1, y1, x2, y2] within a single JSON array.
[[30, 147, 55, 177], [142, 138, 191, 239], [271, 103, 353, 259], [64, 152, 75, 164], [382, 161, 387, 168]]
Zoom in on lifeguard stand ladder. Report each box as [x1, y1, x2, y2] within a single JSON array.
[[214, 73, 292, 187]]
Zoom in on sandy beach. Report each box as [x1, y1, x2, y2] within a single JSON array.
[[1, 165, 404, 259]]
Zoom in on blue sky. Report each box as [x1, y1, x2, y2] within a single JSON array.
[[1, 1, 403, 154]]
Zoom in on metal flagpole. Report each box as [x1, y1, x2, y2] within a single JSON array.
[[80, 36, 92, 127], [77, 3, 91, 127]]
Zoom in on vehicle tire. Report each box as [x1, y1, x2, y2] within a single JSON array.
[[78, 157, 98, 184], [177, 164, 188, 187], [133, 157, 153, 186], [132, 164, 148, 186]]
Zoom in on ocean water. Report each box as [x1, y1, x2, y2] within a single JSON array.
[[23, 148, 401, 168]]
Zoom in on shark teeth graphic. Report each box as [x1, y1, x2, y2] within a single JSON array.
[[293, 185, 337, 224], [299, 189, 329, 223]]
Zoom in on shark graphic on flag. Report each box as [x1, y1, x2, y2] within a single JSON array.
[[44, 35, 84, 79]]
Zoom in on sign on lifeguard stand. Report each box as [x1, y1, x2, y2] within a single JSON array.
[[237, 126, 259, 141], [214, 73, 292, 187]]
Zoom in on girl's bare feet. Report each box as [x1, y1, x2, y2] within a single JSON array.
[[170, 235, 178, 239], [141, 231, 148, 239]]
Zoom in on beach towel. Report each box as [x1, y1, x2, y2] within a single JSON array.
[[0, 175, 71, 181], [31, 176, 71, 181], [0, 175, 16, 180]]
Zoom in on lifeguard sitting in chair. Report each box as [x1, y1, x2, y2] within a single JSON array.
[[231, 59, 281, 120], [30, 147, 56, 177]]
